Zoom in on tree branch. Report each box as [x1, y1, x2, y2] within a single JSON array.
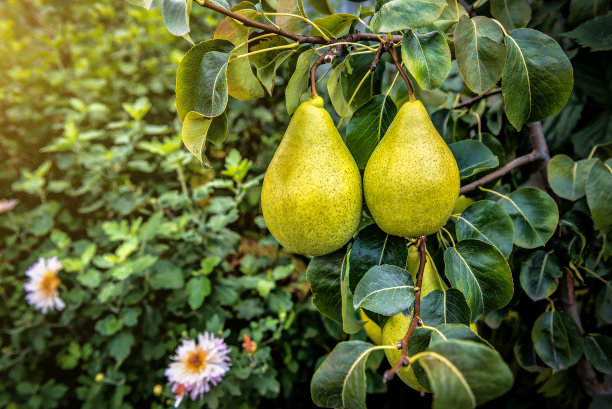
[[459, 122, 548, 194], [383, 236, 427, 383], [453, 88, 502, 109], [385, 43, 415, 101], [457, 0, 476, 17], [310, 44, 344, 97], [369, 43, 386, 72]]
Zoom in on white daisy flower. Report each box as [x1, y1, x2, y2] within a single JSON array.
[[165, 332, 231, 407], [24, 257, 65, 314]]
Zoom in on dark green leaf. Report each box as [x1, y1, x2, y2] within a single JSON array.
[[348, 224, 407, 293], [370, 0, 447, 33], [490, 0, 531, 31], [429, 324, 492, 348], [455, 200, 515, 258], [444, 239, 514, 321], [311, 14, 357, 37], [571, 109, 612, 158], [182, 112, 227, 162], [564, 13, 612, 52], [449, 139, 499, 179], [498, 187, 559, 249], [420, 289, 472, 326], [532, 310, 584, 371], [176, 40, 234, 121], [519, 250, 562, 301], [309, 0, 333, 15], [162, 0, 190, 36], [346, 95, 398, 169], [185, 276, 212, 310], [514, 332, 542, 372], [569, 0, 609, 25], [501, 29, 574, 130], [586, 160, 612, 233], [257, 50, 294, 95], [108, 331, 134, 362], [547, 155, 597, 201], [286, 49, 315, 115], [454, 16, 507, 95], [353, 265, 415, 316], [585, 335, 612, 374], [307, 248, 346, 322], [401, 29, 451, 90]]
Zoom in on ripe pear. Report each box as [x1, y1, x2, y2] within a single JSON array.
[[261, 97, 362, 256], [360, 309, 383, 345], [363, 100, 460, 238]]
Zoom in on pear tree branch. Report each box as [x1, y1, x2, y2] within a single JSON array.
[[383, 236, 427, 383], [452, 88, 502, 109], [385, 42, 415, 101]]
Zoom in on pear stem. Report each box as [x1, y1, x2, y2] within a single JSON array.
[[385, 43, 416, 101], [383, 236, 427, 383]]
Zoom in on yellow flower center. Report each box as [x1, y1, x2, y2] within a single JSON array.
[[184, 347, 208, 373], [40, 270, 60, 297]]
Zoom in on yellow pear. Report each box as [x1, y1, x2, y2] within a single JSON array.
[[363, 100, 460, 238], [360, 309, 383, 345], [261, 97, 362, 256]]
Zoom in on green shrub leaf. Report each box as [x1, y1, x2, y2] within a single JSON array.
[[307, 248, 346, 323], [547, 155, 597, 201], [519, 250, 562, 301], [420, 289, 472, 326], [370, 0, 447, 33], [584, 335, 612, 374], [564, 13, 612, 52], [401, 29, 451, 90], [353, 265, 415, 316], [449, 139, 499, 179], [490, 0, 531, 31], [532, 310, 584, 371], [455, 200, 514, 258], [586, 160, 612, 233]]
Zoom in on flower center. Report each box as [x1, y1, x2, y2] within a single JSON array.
[[184, 347, 208, 373], [40, 270, 60, 296]]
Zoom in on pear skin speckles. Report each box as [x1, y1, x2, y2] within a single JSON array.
[[363, 100, 460, 238], [261, 97, 362, 256]]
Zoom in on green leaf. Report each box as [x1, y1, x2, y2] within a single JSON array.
[[532, 310, 584, 372], [564, 12, 612, 52], [547, 155, 598, 201], [455, 200, 515, 258], [149, 261, 184, 290], [444, 239, 514, 321], [586, 160, 612, 233], [490, 0, 531, 31], [308, 0, 333, 15], [429, 324, 492, 348], [342, 257, 362, 334], [307, 248, 346, 322], [186, 276, 212, 310], [401, 29, 451, 90], [214, 8, 265, 100], [161, 0, 191, 36], [416, 340, 513, 408], [182, 112, 227, 162], [454, 16, 507, 95], [276, 0, 307, 33], [346, 94, 398, 169], [449, 139, 499, 179], [501, 29, 574, 130], [286, 48, 315, 115], [348, 224, 407, 293], [311, 341, 386, 409], [584, 335, 612, 374], [569, 0, 610, 25], [513, 332, 542, 372], [420, 289, 472, 326], [370, 0, 447, 33], [126, 0, 153, 9], [353, 265, 415, 315], [176, 39, 234, 121], [257, 50, 294, 95], [519, 250, 562, 301], [311, 14, 358, 37], [327, 55, 373, 118], [498, 187, 559, 249], [108, 331, 135, 363]]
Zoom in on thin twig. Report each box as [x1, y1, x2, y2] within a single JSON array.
[[369, 43, 385, 72], [459, 122, 548, 194], [310, 44, 344, 97], [383, 236, 427, 383], [453, 88, 502, 109], [385, 43, 415, 101]]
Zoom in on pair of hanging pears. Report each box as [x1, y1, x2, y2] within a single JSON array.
[[261, 96, 460, 256]]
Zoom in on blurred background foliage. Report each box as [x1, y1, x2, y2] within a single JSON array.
[[1, 0, 611, 408]]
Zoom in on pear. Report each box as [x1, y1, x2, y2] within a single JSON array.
[[360, 309, 383, 345], [261, 97, 362, 256], [363, 100, 460, 238]]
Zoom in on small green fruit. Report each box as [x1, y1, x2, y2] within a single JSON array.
[[363, 99, 460, 238], [261, 97, 362, 256]]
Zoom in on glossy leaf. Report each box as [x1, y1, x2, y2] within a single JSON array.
[[547, 155, 597, 201], [257, 50, 294, 95], [564, 13, 612, 52], [214, 8, 265, 100], [182, 111, 227, 162], [490, 0, 531, 31], [353, 265, 414, 316], [449, 139, 499, 179], [420, 289, 472, 326], [348, 224, 407, 293], [454, 16, 507, 95], [416, 340, 513, 408], [286, 48, 315, 115], [444, 239, 514, 321], [346, 94, 398, 169], [532, 310, 584, 372], [586, 160, 612, 233], [514, 332, 542, 372], [306, 248, 346, 322], [498, 187, 559, 249], [401, 29, 451, 90], [342, 258, 362, 334], [370, 0, 447, 33], [311, 14, 357, 37], [501, 29, 574, 130], [162, 0, 191, 36], [519, 250, 562, 301], [429, 324, 492, 348], [176, 39, 234, 121], [455, 200, 514, 258], [584, 335, 612, 374]]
